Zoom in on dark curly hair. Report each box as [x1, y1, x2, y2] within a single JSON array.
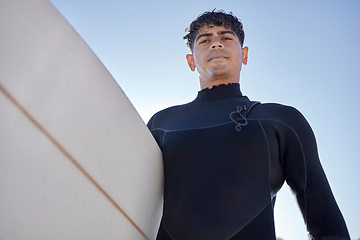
[[183, 10, 245, 51]]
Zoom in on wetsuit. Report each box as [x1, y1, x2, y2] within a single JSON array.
[[147, 83, 350, 240]]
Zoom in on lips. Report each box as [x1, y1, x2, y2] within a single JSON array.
[[208, 54, 227, 62]]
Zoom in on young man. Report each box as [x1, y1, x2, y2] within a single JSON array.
[[147, 10, 350, 240]]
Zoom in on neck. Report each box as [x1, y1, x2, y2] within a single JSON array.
[[199, 73, 240, 90], [194, 82, 243, 102]]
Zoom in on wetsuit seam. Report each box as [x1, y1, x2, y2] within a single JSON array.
[[258, 120, 275, 201], [150, 119, 259, 133], [162, 222, 176, 240], [161, 131, 167, 146], [260, 118, 308, 223], [149, 116, 302, 134], [248, 101, 261, 112], [224, 202, 273, 240]]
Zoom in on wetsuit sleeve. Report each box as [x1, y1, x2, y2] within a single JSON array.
[[279, 106, 350, 240], [147, 113, 165, 148]]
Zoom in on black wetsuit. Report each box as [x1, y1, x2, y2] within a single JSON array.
[[147, 83, 350, 240]]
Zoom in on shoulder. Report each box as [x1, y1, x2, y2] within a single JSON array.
[[253, 102, 315, 140], [147, 102, 192, 130], [253, 102, 306, 123]]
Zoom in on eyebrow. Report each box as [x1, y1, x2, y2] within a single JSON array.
[[195, 30, 236, 43]]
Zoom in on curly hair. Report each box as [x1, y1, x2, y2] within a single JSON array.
[[183, 10, 245, 51]]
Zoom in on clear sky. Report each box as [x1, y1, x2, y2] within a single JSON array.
[[50, 0, 360, 239]]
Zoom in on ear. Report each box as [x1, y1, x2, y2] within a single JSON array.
[[242, 46, 248, 65], [186, 54, 196, 71]]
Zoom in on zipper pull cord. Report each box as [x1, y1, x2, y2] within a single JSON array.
[[229, 105, 248, 131]]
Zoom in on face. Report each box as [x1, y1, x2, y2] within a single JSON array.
[[186, 25, 248, 87]]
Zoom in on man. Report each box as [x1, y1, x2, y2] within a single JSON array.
[[147, 10, 350, 240]]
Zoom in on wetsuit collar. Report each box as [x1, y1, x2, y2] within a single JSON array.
[[194, 83, 243, 102]]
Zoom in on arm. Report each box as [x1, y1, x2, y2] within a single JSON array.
[[279, 107, 350, 240]]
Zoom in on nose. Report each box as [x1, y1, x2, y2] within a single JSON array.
[[210, 40, 223, 50]]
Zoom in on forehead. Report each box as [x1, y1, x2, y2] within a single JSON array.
[[196, 24, 233, 35]]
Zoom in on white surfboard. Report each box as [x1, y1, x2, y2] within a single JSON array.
[[0, 0, 163, 239]]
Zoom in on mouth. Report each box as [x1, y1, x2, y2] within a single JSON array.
[[208, 55, 228, 62]]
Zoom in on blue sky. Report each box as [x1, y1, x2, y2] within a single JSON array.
[[50, 0, 360, 239]]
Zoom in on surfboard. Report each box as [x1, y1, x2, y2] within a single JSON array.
[[0, 0, 163, 239]]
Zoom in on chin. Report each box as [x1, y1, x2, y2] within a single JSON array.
[[211, 68, 231, 77]]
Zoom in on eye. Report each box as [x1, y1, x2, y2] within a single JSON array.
[[199, 39, 209, 45], [223, 37, 233, 41]]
